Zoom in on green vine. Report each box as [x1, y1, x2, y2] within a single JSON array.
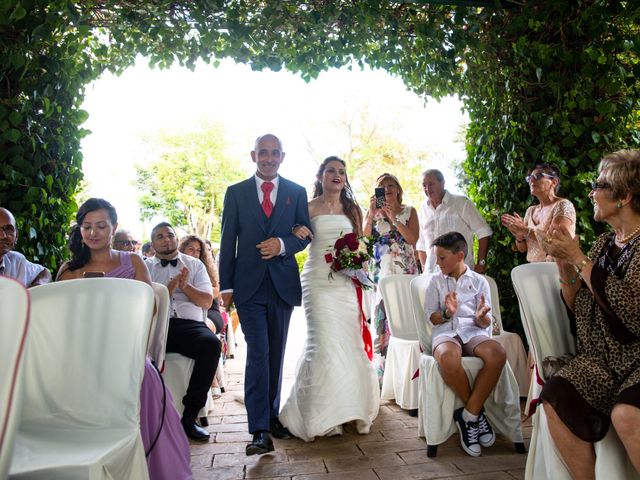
[[1, 1, 639, 336]]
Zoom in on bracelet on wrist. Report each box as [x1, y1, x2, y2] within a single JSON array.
[[574, 257, 590, 275], [442, 309, 451, 320], [515, 237, 526, 243], [559, 275, 579, 285]]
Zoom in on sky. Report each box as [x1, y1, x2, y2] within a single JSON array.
[[80, 57, 468, 239]]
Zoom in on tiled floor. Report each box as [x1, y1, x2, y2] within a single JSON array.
[[189, 308, 531, 479]]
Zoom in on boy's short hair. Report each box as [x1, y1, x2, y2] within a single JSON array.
[[431, 232, 467, 259]]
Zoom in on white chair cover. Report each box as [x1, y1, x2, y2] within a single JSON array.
[[162, 353, 212, 419], [149, 282, 170, 371], [0, 278, 30, 480], [511, 262, 640, 480], [485, 275, 530, 396], [511, 263, 575, 415], [410, 274, 523, 456], [9, 278, 154, 480], [379, 274, 421, 410]]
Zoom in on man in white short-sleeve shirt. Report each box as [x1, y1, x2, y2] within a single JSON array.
[[0, 207, 51, 287], [416, 169, 492, 274], [147, 222, 220, 442]]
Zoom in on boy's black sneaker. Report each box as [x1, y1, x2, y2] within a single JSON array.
[[453, 407, 481, 457], [477, 409, 495, 447]]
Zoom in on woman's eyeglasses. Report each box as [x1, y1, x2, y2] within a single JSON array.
[[591, 181, 611, 191], [114, 240, 139, 246], [526, 172, 556, 183]]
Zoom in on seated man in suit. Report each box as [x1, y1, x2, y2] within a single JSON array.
[[147, 221, 221, 441], [0, 207, 51, 287]]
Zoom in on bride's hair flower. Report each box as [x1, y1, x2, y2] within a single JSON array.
[[325, 232, 374, 288]]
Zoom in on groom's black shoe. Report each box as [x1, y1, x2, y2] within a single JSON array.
[[246, 432, 274, 456], [270, 418, 293, 439]]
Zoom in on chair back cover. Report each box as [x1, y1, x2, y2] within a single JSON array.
[[409, 274, 435, 352], [379, 274, 419, 341], [21, 278, 154, 428], [0, 277, 30, 479], [484, 275, 503, 333], [149, 282, 170, 370], [511, 263, 575, 381]]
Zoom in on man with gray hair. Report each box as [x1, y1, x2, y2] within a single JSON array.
[[0, 207, 51, 287], [416, 169, 492, 274], [113, 229, 139, 252]]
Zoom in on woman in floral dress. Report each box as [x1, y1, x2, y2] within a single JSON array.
[[364, 173, 420, 384]]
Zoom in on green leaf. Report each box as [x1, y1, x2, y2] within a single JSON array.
[[4, 128, 21, 143], [9, 3, 26, 21]]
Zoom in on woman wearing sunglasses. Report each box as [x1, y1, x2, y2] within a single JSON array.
[[540, 150, 640, 478], [501, 163, 576, 262]]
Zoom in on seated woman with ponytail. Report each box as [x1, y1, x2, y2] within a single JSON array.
[[57, 198, 192, 480]]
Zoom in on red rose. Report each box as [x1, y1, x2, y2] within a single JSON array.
[[344, 233, 359, 251], [324, 253, 333, 264], [334, 236, 347, 251], [333, 259, 343, 271]]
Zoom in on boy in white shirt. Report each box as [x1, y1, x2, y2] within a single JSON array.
[[425, 231, 506, 457]]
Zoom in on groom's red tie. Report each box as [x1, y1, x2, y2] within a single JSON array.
[[261, 181, 274, 218]]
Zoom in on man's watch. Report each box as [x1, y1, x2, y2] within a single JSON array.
[[478, 259, 486, 266]]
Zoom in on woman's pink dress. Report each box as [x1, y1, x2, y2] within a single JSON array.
[[107, 251, 192, 480]]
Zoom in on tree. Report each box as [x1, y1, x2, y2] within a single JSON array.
[[135, 121, 247, 242], [303, 105, 430, 207]]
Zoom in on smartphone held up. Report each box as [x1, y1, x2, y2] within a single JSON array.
[[374, 187, 385, 209]]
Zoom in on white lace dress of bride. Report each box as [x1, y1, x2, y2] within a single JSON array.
[[279, 215, 380, 442]]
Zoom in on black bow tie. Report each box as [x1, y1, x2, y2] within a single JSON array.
[[160, 258, 178, 267]]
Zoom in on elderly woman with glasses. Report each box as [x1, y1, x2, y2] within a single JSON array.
[[501, 163, 576, 262], [539, 150, 640, 478]]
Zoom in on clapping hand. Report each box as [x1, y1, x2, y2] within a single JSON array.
[[444, 291, 458, 320], [501, 212, 528, 239], [168, 267, 189, 295], [542, 224, 583, 264], [475, 294, 491, 327]]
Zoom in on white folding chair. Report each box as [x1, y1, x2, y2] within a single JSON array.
[[149, 282, 170, 371], [485, 275, 530, 397], [378, 274, 421, 410], [410, 274, 524, 457], [9, 278, 154, 480], [511, 263, 640, 480], [0, 277, 30, 480]]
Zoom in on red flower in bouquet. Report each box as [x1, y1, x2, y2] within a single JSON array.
[[325, 231, 374, 288], [334, 232, 360, 252]]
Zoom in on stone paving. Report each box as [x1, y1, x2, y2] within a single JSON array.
[[189, 308, 531, 480]]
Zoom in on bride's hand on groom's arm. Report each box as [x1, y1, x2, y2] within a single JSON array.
[[292, 225, 313, 240]]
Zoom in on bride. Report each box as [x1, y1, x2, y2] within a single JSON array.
[[279, 156, 380, 441]]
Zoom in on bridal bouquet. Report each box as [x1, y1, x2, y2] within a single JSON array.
[[324, 232, 375, 289]]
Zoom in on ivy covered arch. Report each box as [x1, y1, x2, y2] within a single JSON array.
[[2, 0, 639, 330]]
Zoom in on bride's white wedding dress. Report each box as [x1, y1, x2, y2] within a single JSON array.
[[279, 215, 380, 442]]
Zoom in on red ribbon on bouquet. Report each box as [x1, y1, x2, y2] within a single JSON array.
[[352, 278, 373, 361]]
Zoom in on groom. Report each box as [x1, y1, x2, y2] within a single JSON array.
[[219, 134, 311, 455]]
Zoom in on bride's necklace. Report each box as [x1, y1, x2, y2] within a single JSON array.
[[616, 223, 640, 244]]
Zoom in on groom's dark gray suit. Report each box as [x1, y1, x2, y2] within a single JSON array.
[[219, 175, 310, 433]]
